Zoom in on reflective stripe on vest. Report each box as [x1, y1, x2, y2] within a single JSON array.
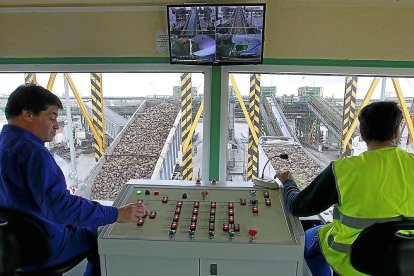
[[336, 211, 414, 229], [328, 235, 350, 253], [328, 214, 414, 253]]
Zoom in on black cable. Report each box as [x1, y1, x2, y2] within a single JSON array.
[[261, 154, 288, 179]]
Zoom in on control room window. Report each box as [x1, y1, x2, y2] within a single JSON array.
[[0, 72, 205, 200], [226, 73, 414, 189]]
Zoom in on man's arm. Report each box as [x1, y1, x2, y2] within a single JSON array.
[[278, 162, 338, 217]]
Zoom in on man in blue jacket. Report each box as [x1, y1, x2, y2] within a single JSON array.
[[0, 84, 146, 276]]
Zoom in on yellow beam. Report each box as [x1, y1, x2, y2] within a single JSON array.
[[229, 74, 259, 144], [182, 99, 204, 153], [392, 78, 414, 144], [342, 77, 380, 153], [64, 73, 102, 149], [47, 73, 57, 91], [411, 114, 414, 144]]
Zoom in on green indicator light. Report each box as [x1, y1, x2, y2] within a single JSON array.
[[136, 190, 142, 195]]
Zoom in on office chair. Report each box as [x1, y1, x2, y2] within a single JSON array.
[[0, 208, 88, 276], [350, 220, 414, 276]]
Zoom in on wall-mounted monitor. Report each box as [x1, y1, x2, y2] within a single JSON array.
[[167, 4, 266, 65]]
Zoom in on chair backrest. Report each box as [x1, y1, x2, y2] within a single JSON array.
[[350, 220, 414, 276], [0, 208, 51, 274]]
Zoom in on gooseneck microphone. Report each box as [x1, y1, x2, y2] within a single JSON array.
[[261, 154, 288, 179]]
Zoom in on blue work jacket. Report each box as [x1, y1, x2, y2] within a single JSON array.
[[0, 124, 118, 255]]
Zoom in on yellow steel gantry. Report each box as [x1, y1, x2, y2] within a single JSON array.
[[64, 73, 104, 152], [24, 73, 37, 85], [229, 74, 259, 144], [342, 77, 414, 153]]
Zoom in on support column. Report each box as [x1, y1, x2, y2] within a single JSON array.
[[181, 73, 193, 180], [247, 74, 261, 181], [341, 76, 357, 157], [90, 73, 106, 161]]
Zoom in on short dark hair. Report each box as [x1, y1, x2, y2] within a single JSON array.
[[358, 101, 402, 142], [5, 84, 63, 119]]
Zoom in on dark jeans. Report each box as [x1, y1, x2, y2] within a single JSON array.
[[304, 225, 332, 276], [45, 227, 100, 276]]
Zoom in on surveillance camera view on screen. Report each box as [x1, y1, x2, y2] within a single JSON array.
[[168, 5, 265, 64]]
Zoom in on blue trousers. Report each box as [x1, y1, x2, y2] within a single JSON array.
[[304, 225, 332, 276], [45, 226, 100, 276]]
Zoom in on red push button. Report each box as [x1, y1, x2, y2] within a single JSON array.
[[234, 224, 240, 232], [137, 218, 144, 227], [248, 229, 258, 237], [173, 214, 179, 222], [201, 190, 209, 199], [162, 196, 169, 203], [223, 223, 229, 232], [153, 191, 160, 196]]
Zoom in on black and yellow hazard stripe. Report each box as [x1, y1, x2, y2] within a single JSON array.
[[181, 73, 193, 180], [247, 74, 261, 181], [261, 120, 266, 136], [90, 73, 106, 161], [341, 76, 357, 156], [24, 73, 37, 85], [307, 120, 317, 146]]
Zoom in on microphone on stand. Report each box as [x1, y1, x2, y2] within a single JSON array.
[[253, 153, 289, 189], [260, 154, 288, 179]]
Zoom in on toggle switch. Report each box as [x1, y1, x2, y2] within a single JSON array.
[[210, 264, 217, 275]]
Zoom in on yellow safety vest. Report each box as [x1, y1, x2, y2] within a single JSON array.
[[318, 147, 414, 275]]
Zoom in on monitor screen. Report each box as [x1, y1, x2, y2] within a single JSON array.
[[167, 4, 266, 65]]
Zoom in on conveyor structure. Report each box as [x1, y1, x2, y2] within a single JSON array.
[[306, 97, 343, 141]]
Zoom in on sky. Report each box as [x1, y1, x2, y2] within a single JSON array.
[[0, 72, 413, 100]]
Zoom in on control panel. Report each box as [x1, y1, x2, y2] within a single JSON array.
[[98, 180, 304, 276]]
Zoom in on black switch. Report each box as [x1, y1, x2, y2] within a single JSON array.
[[145, 190, 151, 195], [210, 264, 217, 275], [182, 193, 188, 199]]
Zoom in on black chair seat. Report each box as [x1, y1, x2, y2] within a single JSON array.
[[350, 220, 414, 276], [0, 208, 88, 276], [15, 253, 89, 276]]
